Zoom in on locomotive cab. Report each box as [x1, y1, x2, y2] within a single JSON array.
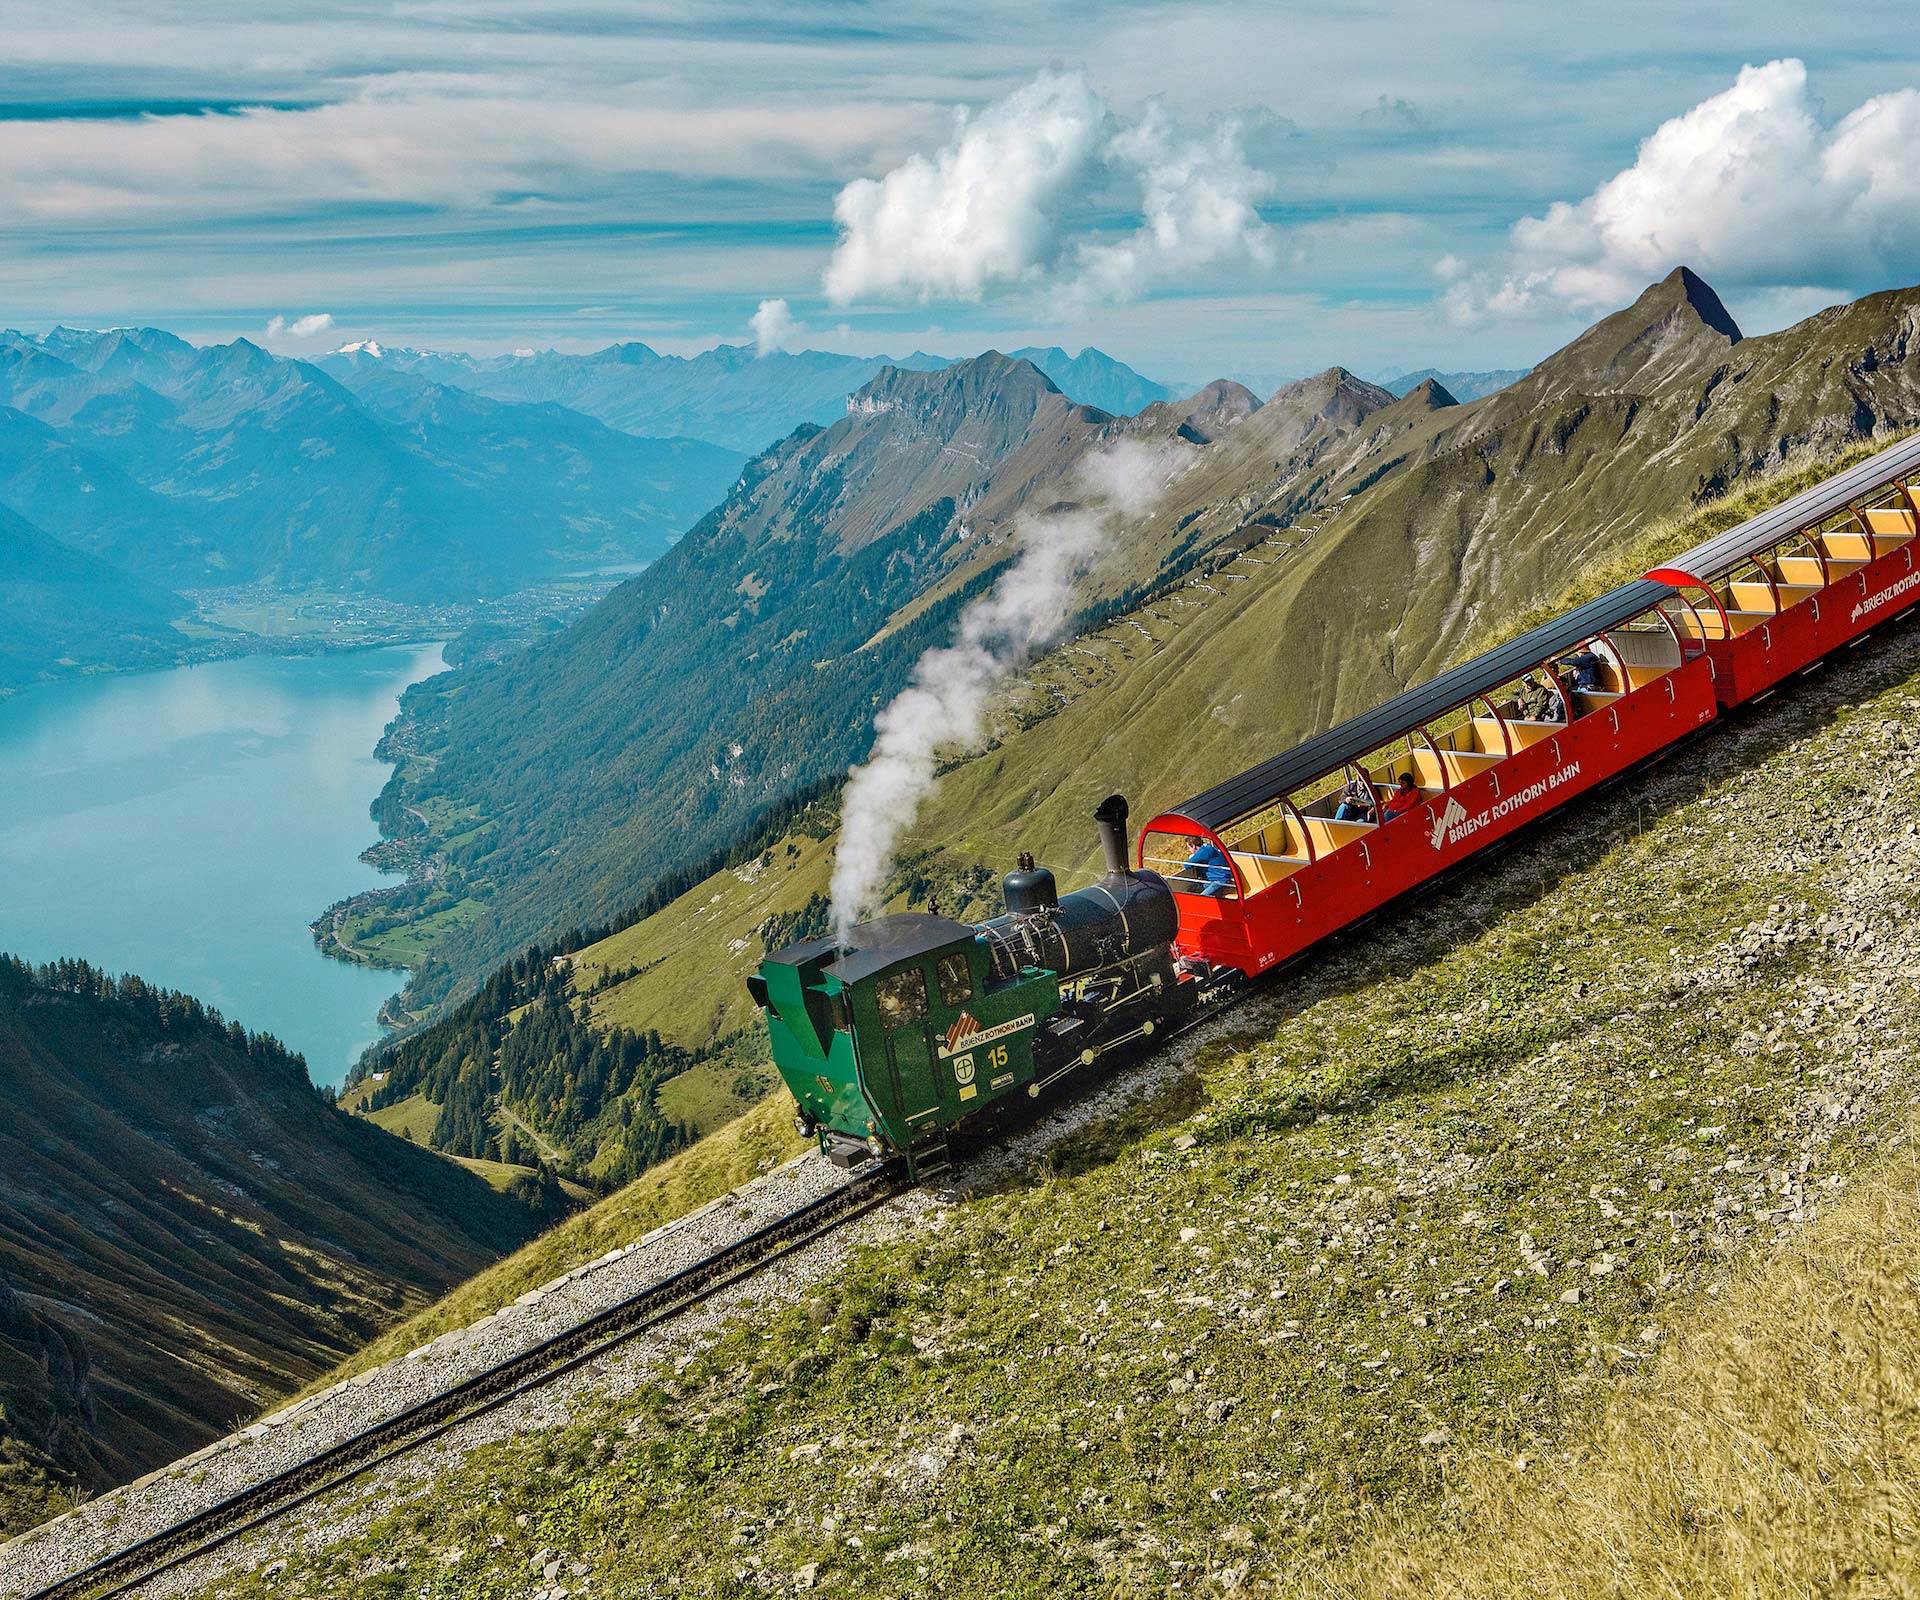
[[753, 912, 1060, 1172]]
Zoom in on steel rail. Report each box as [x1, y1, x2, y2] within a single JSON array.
[[25, 1169, 905, 1600]]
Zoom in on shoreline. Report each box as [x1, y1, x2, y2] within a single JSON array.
[[0, 627, 458, 703]]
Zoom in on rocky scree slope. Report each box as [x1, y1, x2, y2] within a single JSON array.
[[125, 554, 1920, 1600], [0, 958, 539, 1536]]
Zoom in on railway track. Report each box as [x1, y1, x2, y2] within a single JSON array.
[[25, 1168, 906, 1600]]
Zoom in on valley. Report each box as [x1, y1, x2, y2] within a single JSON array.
[[21, 15, 1920, 1593], [13, 270, 1920, 1579], [0, 957, 548, 1537], [19, 508, 1920, 1594]]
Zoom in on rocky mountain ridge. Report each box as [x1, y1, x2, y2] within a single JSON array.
[[363, 271, 1920, 1016], [318, 340, 1171, 454]]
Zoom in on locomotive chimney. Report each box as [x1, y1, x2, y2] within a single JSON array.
[[1093, 793, 1132, 878]]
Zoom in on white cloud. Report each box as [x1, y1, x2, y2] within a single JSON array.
[[1453, 59, 1920, 322], [1070, 103, 1273, 307], [265, 311, 334, 339], [0, 91, 937, 225], [749, 296, 803, 355], [822, 69, 1273, 309], [824, 69, 1106, 305]]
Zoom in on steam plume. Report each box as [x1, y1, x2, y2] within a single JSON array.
[[829, 440, 1170, 942]]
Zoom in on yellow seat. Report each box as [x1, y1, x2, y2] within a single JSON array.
[[1776, 555, 1827, 587], [1229, 851, 1302, 893], [1300, 817, 1376, 857], [1863, 508, 1916, 554], [1599, 626, 1681, 689], [1440, 749, 1503, 783], [1503, 718, 1563, 748], [1819, 531, 1875, 562]]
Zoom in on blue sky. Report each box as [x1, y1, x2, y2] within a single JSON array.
[[6, 2, 1920, 388]]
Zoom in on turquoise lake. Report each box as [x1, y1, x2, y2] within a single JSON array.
[[0, 644, 445, 1087]]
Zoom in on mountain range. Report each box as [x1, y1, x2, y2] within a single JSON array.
[[318, 340, 1173, 455], [363, 270, 1920, 1031], [0, 329, 1171, 690], [0, 956, 540, 1533], [0, 328, 746, 608], [1379, 366, 1529, 401]]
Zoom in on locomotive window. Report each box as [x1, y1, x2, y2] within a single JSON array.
[[875, 968, 929, 1028], [935, 952, 974, 1007]]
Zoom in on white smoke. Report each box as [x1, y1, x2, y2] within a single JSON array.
[[829, 439, 1172, 943]]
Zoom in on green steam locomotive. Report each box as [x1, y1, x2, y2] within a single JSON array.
[[748, 796, 1213, 1177]]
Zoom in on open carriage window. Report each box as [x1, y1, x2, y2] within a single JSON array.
[[1139, 827, 1237, 897], [1597, 617, 1681, 691], [875, 968, 928, 1028], [1484, 672, 1566, 743]]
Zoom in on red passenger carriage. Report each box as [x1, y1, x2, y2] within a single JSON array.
[[1138, 432, 1920, 980], [1646, 435, 1920, 705], [1137, 583, 1718, 975]]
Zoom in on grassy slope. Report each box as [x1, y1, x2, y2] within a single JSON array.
[[214, 515, 1920, 1596], [1331, 1123, 1920, 1597], [0, 970, 536, 1535], [344, 435, 1895, 1196]]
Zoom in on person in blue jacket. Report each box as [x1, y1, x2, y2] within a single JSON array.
[[1179, 837, 1235, 897]]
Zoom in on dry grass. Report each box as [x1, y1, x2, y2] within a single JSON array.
[[1318, 1128, 1920, 1600]]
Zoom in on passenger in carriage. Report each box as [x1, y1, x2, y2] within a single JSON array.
[[1381, 772, 1423, 822], [1333, 775, 1376, 823], [1179, 837, 1235, 897], [1521, 673, 1564, 722], [1557, 647, 1606, 693]]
